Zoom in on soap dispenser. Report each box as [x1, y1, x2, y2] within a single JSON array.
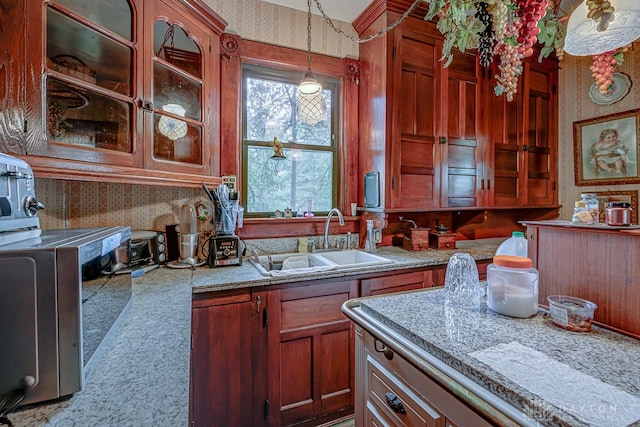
[[365, 220, 376, 254]]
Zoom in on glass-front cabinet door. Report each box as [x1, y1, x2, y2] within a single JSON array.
[[145, 0, 213, 175], [25, 0, 223, 182], [43, 0, 141, 167], [151, 21, 203, 167]]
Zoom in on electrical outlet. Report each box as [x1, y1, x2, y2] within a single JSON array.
[[373, 228, 382, 243], [222, 175, 236, 190]]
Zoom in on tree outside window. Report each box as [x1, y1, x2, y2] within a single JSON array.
[[242, 65, 338, 216]]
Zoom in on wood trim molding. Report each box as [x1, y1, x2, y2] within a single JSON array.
[[219, 36, 360, 228]]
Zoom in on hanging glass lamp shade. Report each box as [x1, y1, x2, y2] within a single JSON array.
[[158, 103, 188, 140], [564, 0, 640, 56], [297, 91, 326, 125], [298, 70, 322, 95]]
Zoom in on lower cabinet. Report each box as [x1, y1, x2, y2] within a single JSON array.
[[266, 278, 359, 426], [356, 327, 492, 427], [190, 289, 266, 426], [189, 264, 491, 426]]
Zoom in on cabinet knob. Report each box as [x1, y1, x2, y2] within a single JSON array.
[[439, 137, 447, 144], [385, 392, 406, 414]]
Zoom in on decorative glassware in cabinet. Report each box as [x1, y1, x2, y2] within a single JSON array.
[[152, 21, 203, 165]]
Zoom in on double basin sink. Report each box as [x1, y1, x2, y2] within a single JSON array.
[[250, 250, 393, 277]]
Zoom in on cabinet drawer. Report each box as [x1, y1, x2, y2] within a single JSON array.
[[363, 332, 491, 427], [367, 354, 444, 426], [361, 271, 427, 296]]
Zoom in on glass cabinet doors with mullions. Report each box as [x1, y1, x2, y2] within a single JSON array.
[[43, 0, 211, 172], [152, 21, 204, 166], [45, 0, 138, 167]]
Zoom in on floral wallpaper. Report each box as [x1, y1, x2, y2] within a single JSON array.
[[557, 44, 639, 221]]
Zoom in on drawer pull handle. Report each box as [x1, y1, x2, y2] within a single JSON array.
[[374, 339, 394, 360], [385, 392, 406, 414]]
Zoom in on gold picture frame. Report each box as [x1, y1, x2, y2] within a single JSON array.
[[573, 109, 640, 186], [594, 190, 638, 225]]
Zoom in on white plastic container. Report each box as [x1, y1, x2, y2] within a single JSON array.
[[487, 255, 539, 318], [495, 231, 528, 257]]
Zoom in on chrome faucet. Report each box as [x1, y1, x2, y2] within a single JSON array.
[[324, 208, 345, 249]]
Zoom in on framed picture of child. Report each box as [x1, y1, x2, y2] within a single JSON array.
[[573, 109, 640, 185]]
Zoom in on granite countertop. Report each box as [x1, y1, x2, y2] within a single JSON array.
[[191, 238, 504, 293], [349, 289, 640, 427], [10, 269, 193, 427], [9, 239, 502, 426]]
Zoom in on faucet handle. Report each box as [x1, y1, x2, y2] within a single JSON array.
[[307, 238, 316, 253]]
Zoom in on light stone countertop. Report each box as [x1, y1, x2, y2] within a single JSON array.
[[9, 239, 503, 426], [347, 288, 640, 427]]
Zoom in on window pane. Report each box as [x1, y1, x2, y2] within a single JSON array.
[[153, 62, 202, 121], [245, 77, 332, 146], [47, 7, 133, 96], [153, 114, 202, 164], [246, 146, 333, 214], [154, 22, 202, 79], [56, 0, 132, 40], [47, 78, 131, 152]]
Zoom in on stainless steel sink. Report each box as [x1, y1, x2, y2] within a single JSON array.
[[249, 253, 337, 276], [313, 250, 393, 269]]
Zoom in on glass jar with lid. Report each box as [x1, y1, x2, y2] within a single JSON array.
[[580, 193, 599, 224]]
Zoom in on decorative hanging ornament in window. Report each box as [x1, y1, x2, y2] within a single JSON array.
[[158, 103, 188, 140], [297, 91, 326, 125]]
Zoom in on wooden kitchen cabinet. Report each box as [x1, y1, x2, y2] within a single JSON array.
[[266, 278, 358, 426], [361, 270, 430, 296], [525, 221, 640, 338], [484, 55, 558, 207], [5, 0, 225, 187], [356, 326, 492, 426], [356, 1, 483, 211], [190, 289, 267, 427]]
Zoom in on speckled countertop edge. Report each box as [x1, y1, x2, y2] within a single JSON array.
[[8, 239, 504, 426], [357, 289, 640, 427], [191, 238, 505, 293]]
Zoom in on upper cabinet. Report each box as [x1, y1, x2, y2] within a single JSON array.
[[3, 0, 226, 187], [356, 3, 484, 211], [356, 0, 557, 212], [484, 54, 558, 207]]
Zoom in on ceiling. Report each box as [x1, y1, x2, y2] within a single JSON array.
[[261, 0, 583, 23]]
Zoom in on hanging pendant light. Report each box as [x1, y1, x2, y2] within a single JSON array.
[[564, 0, 640, 56], [297, 0, 326, 125]]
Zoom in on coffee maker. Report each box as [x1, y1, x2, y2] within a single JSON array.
[[202, 183, 242, 267]]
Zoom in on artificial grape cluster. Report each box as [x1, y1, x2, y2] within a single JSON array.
[[515, 0, 548, 58], [476, 2, 494, 67], [495, 22, 523, 102], [586, 0, 614, 21], [489, 0, 510, 42], [590, 49, 618, 94]]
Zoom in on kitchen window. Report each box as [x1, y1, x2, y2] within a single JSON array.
[[241, 64, 338, 217]]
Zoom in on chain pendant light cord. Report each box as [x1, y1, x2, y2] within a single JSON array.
[[313, 0, 422, 43], [307, 0, 313, 71]]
